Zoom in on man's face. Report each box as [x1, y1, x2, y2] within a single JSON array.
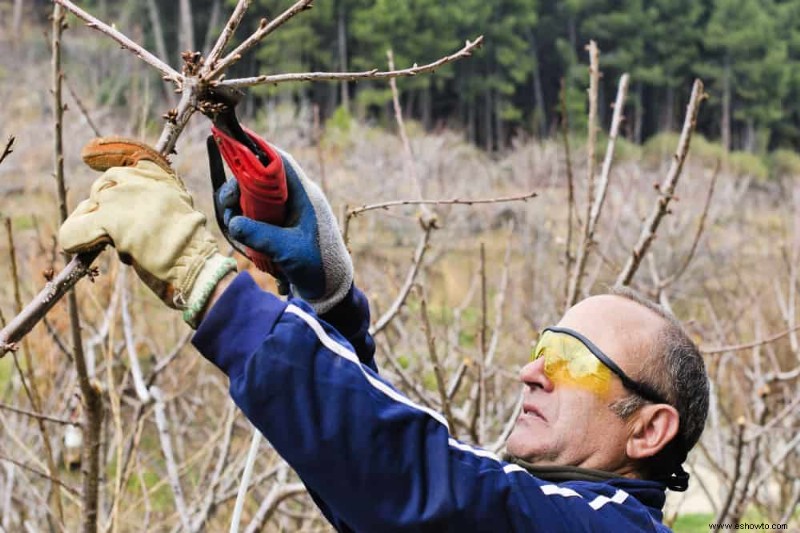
[[505, 295, 664, 473]]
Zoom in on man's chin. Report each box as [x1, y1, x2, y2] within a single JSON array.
[[505, 431, 554, 463]]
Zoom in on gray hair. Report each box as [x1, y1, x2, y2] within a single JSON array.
[[607, 286, 709, 477]]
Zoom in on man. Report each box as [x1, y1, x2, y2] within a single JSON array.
[[60, 137, 709, 532]]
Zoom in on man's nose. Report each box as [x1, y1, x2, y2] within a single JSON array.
[[519, 357, 554, 392]]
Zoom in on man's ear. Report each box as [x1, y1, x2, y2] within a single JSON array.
[[626, 404, 680, 460]]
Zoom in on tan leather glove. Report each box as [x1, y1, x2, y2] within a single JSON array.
[[59, 138, 236, 327]]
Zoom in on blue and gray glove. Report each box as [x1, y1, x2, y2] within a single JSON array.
[[217, 148, 353, 314]]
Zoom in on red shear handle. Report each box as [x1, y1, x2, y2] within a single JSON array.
[[211, 125, 288, 272]]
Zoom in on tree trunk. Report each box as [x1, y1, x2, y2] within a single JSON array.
[[662, 85, 675, 132], [722, 55, 732, 151], [530, 33, 547, 137], [12, 0, 24, 45], [495, 96, 505, 149], [634, 82, 644, 144], [146, 0, 169, 67], [421, 84, 432, 130], [744, 119, 756, 152], [179, 0, 196, 52], [568, 16, 577, 50], [484, 87, 493, 151], [337, 0, 349, 111], [467, 97, 476, 145], [202, 0, 222, 54], [146, 0, 171, 100]]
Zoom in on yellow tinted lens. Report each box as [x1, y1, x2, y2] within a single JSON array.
[[532, 331, 612, 396]]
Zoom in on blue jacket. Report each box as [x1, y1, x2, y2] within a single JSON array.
[[193, 272, 672, 532]]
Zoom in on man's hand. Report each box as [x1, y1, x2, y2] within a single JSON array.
[[59, 138, 236, 328], [217, 147, 353, 314]]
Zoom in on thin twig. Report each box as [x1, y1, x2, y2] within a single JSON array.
[[715, 418, 746, 524], [700, 325, 800, 354], [369, 226, 432, 336], [120, 272, 152, 403], [377, 338, 435, 409], [347, 191, 537, 219], [560, 79, 576, 306], [151, 386, 192, 531], [147, 331, 193, 387], [0, 402, 74, 426], [220, 37, 484, 88], [732, 401, 770, 519], [616, 79, 705, 286], [745, 420, 800, 494], [0, 136, 14, 166], [43, 317, 73, 362], [469, 244, 488, 443], [205, 0, 316, 80], [658, 159, 720, 289], [589, 74, 629, 236], [4, 217, 64, 527], [312, 103, 328, 197], [189, 403, 237, 532], [206, 0, 252, 66], [230, 427, 261, 533], [54, 0, 183, 85], [418, 286, 458, 435], [53, 6, 102, 529], [480, 222, 516, 444], [484, 222, 515, 371], [490, 392, 523, 454], [387, 49, 431, 222], [446, 271, 481, 400], [779, 481, 800, 524], [64, 75, 102, 137], [242, 482, 307, 533], [565, 41, 601, 307], [0, 455, 80, 498]]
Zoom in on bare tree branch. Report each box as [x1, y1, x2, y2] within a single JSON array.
[[589, 74, 629, 237], [565, 41, 601, 307], [418, 285, 458, 435], [616, 79, 706, 286], [53, 6, 102, 530], [369, 226, 432, 336], [559, 79, 576, 307], [242, 482, 307, 533], [715, 417, 746, 524], [658, 159, 720, 290], [0, 455, 80, 498], [0, 402, 74, 426], [64, 75, 102, 137], [54, 0, 183, 85], [0, 136, 14, 167], [346, 191, 537, 219], [205, 0, 252, 66], [219, 37, 484, 88], [205, 0, 316, 80], [701, 324, 800, 355], [4, 217, 65, 529]]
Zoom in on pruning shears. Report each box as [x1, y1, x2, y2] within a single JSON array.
[[199, 86, 289, 274]]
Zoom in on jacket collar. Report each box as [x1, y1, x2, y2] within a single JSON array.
[[503, 454, 667, 521]]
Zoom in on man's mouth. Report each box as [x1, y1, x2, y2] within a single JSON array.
[[521, 403, 546, 422]]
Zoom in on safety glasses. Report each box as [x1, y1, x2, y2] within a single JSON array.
[[531, 327, 668, 404]]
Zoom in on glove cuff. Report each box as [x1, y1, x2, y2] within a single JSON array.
[[182, 254, 238, 329], [294, 270, 354, 315]]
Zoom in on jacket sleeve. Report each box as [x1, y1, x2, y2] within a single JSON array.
[[193, 272, 658, 533], [318, 283, 377, 372]]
